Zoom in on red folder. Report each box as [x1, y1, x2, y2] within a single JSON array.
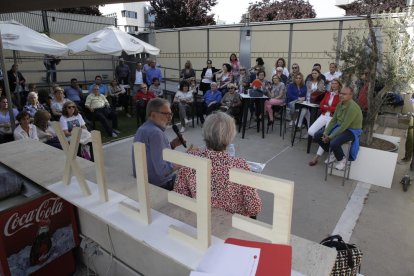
[[225, 238, 292, 276]]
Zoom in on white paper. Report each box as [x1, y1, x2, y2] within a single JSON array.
[[196, 244, 260, 276]]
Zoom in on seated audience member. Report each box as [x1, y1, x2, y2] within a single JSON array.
[[256, 70, 271, 95], [273, 67, 288, 84], [0, 96, 18, 143], [108, 78, 130, 117], [286, 73, 306, 126], [252, 57, 265, 73], [180, 60, 196, 81], [324, 63, 342, 90], [149, 77, 163, 97], [174, 80, 193, 133], [85, 85, 120, 138], [14, 111, 39, 140], [297, 68, 326, 128], [133, 98, 184, 190], [308, 79, 341, 166], [134, 83, 156, 125], [33, 110, 61, 149], [174, 112, 262, 217], [88, 75, 109, 97], [237, 67, 250, 94], [272, 58, 289, 78], [265, 75, 286, 125], [229, 53, 241, 82], [28, 83, 37, 94], [220, 83, 241, 119], [24, 92, 45, 118], [51, 86, 68, 120], [60, 101, 94, 161], [216, 63, 233, 95], [305, 63, 326, 83], [200, 59, 218, 93], [314, 86, 363, 170], [64, 78, 84, 108], [286, 63, 301, 86], [203, 82, 222, 119], [189, 77, 205, 125]]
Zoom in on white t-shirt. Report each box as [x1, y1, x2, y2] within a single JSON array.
[[202, 69, 213, 83], [60, 114, 86, 132]]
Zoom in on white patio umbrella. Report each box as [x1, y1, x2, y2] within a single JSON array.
[[67, 26, 160, 56], [0, 20, 69, 129], [0, 20, 69, 56]]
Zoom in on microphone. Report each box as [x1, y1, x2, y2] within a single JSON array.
[[172, 124, 187, 148]]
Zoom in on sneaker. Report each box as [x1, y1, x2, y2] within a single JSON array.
[[180, 127, 185, 133], [289, 121, 293, 126], [113, 129, 121, 134], [301, 132, 309, 139], [111, 132, 118, 138], [126, 113, 132, 118], [324, 153, 336, 164], [335, 158, 347, 171]]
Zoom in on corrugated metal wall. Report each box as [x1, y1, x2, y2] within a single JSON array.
[[0, 11, 115, 34]]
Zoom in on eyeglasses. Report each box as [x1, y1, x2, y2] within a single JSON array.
[[156, 111, 173, 116], [292, 66, 298, 69], [339, 93, 351, 96], [67, 106, 76, 109], [229, 87, 236, 89]]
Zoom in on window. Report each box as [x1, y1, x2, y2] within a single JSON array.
[[124, 25, 138, 33], [121, 10, 137, 19]]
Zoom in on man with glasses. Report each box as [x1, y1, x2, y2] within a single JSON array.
[[85, 85, 120, 138], [314, 86, 363, 170], [133, 98, 185, 190]]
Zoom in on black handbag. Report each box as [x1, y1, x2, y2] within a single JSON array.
[[320, 235, 363, 276]]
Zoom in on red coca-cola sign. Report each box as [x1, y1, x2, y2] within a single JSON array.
[[4, 197, 63, 237], [0, 192, 78, 276]]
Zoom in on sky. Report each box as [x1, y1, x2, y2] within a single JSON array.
[[211, 0, 345, 24]]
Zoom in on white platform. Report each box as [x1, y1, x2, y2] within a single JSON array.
[[332, 134, 399, 188]]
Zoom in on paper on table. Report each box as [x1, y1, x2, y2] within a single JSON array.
[[196, 243, 260, 276]]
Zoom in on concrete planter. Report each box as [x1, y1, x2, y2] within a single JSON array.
[[332, 133, 399, 188]]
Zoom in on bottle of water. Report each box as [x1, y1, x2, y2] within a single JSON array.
[[306, 91, 311, 103], [227, 144, 236, 157]]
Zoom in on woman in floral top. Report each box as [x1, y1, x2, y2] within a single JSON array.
[[174, 112, 262, 217]]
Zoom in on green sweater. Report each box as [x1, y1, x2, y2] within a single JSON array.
[[324, 99, 363, 139]]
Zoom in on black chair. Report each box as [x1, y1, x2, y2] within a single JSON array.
[[266, 104, 287, 139]]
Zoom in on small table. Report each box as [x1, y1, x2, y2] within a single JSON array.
[[291, 101, 320, 153], [238, 93, 269, 139]]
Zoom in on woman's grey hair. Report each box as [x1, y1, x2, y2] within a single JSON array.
[[146, 97, 170, 118], [203, 112, 236, 151]]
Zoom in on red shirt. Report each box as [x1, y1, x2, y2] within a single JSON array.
[[174, 148, 262, 217], [358, 84, 368, 111], [319, 91, 340, 116], [134, 90, 156, 102]]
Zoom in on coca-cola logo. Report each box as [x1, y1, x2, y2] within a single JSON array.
[[4, 197, 63, 237]]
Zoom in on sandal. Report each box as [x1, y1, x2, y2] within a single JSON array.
[[308, 159, 318, 166]]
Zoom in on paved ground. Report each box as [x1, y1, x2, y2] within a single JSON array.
[[95, 118, 414, 276]]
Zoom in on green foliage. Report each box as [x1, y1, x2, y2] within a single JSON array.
[[52, 6, 102, 16], [244, 0, 316, 23], [149, 0, 217, 28], [333, 11, 414, 144]]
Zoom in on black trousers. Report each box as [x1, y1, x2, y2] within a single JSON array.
[[94, 107, 118, 136]]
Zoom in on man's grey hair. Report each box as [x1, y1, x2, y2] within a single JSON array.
[[146, 97, 170, 118], [203, 112, 236, 151], [210, 82, 217, 87]]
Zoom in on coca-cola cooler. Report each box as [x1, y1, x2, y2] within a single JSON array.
[[0, 163, 79, 276]]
